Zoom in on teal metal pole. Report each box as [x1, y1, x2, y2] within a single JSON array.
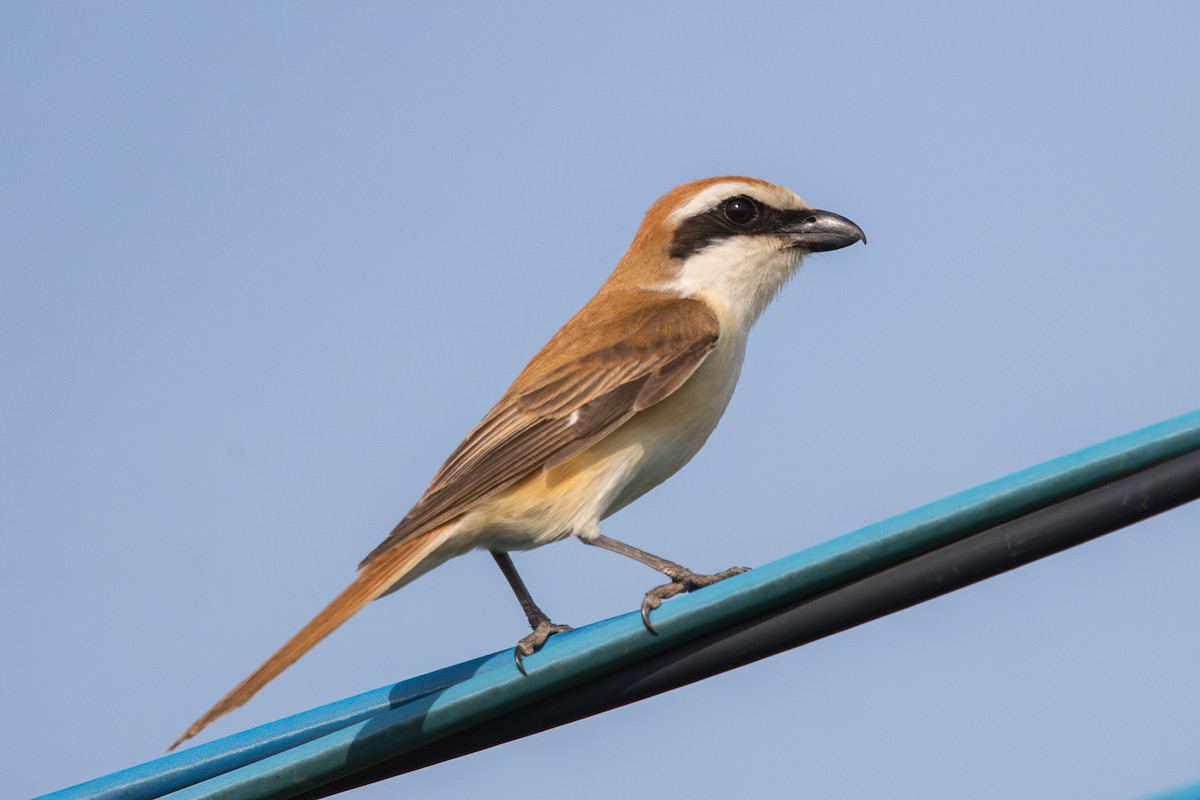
[[1140, 778, 1200, 800], [38, 409, 1200, 800]]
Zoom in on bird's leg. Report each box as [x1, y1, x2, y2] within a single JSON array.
[[583, 534, 750, 634], [490, 550, 571, 674]]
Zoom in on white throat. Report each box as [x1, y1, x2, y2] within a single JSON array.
[[664, 237, 804, 333]]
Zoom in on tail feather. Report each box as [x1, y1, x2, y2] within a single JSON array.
[[169, 528, 450, 751]]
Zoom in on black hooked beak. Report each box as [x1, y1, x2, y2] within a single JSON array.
[[784, 209, 867, 252]]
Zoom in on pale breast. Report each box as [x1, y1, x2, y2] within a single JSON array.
[[597, 325, 747, 518], [453, 310, 748, 550]]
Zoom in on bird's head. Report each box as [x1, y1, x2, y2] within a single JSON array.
[[613, 177, 865, 327]]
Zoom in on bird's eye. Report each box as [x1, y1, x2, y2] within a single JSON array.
[[722, 196, 758, 226]]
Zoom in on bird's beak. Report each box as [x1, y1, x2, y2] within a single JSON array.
[[784, 209, 867, 252]]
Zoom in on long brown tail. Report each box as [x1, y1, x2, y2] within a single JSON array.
[[169, 528, 452, 751]]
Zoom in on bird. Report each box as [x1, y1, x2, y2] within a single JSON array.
[[170, 176, 865, 750]]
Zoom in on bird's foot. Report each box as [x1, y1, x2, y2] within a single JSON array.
[[513, 617, 573, 676], [641, 566, 751, 633]]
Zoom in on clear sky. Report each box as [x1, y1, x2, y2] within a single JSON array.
[[4, 3, 1199, 798]]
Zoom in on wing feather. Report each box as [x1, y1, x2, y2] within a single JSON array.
[[359, 294, 719, 567]]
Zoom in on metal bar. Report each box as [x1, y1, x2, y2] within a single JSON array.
[[36, 653, 511, 800], [299, 446, 1200, 798], [38, 408, 1200, 800], [1137, 778, 1200, 800]]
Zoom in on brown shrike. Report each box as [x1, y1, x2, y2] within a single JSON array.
[[171, 176, 865, 749]]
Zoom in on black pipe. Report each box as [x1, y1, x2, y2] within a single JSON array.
[[296, 448, 1200, 798]]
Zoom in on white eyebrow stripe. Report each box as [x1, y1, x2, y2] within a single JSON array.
[[667, 181, 807, 223], [668, 182, 760, 222]]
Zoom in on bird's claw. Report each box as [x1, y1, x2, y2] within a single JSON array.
[[640, 566, 751, 634], [513, 619, 573, 675]]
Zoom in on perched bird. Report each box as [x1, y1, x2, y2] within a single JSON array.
[[171, 176, 865, 750]]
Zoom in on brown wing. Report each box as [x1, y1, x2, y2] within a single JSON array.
[[359, 294, 720, 567]]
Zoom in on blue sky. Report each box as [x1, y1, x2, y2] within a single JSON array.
[[4, 3, 1199, 798]]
